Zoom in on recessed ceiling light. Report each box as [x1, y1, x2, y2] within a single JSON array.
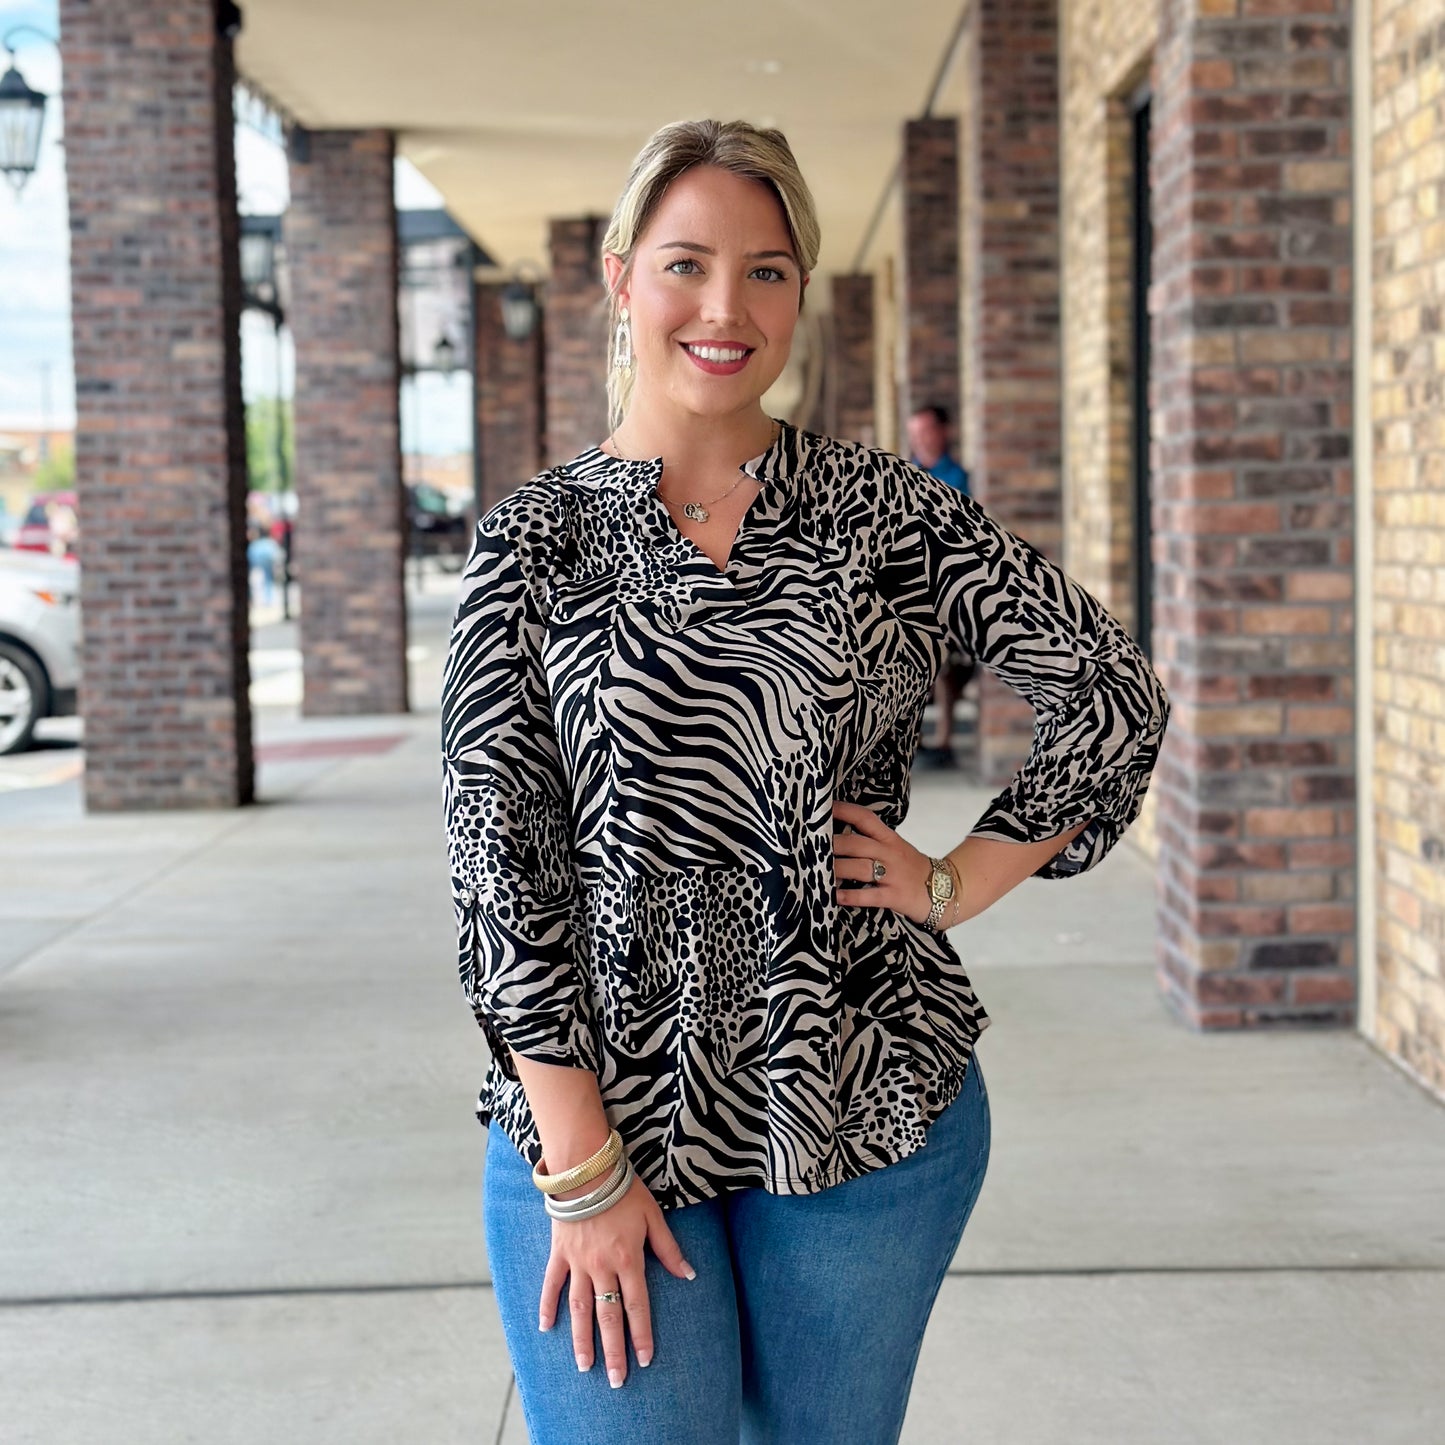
[[746, 58, 783, 75]]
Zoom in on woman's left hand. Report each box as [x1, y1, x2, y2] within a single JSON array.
[[831, 800, 938, 927]]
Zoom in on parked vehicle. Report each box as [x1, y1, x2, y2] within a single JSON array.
[[406, 482, 470, 569], [0, 550, 81, 754], [13, 490, 79, 558]]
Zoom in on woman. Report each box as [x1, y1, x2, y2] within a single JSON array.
[[441, 119, 1169, 1444]]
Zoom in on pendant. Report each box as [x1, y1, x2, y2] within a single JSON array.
[[683, 502, 710, 522]]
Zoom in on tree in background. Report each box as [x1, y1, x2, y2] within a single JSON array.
[[245, 397, 295, 493], [32, 442, 75, 493]]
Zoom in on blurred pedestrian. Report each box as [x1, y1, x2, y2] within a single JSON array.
[[907, 404, 969, 496], [247, 522, 280, 607]]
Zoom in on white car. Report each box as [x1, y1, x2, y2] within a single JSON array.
[[0, 549, 81, 754]]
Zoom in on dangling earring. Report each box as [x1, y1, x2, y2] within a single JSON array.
[[614, 306, 633, 371]]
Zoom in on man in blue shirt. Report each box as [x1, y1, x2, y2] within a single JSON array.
[[907, 404, 974, 769], [907, 404, 970, 496]]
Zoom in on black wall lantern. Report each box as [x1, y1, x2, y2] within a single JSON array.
[[239, 213, 285, 320], [0, 27, 56, 197], [499, 262, 543, 342]]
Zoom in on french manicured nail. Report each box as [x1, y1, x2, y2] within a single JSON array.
[[538, 1318, 551, 1332], [683, 1264, 697, 1280], [638, 1350, 653, 1368], [609, 1368, 624, 1389], [576, 1358, 589, 1372]]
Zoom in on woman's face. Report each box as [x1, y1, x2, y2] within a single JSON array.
[[604, 165, 808, 422]]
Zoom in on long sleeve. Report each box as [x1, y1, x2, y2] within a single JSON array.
[[888, 462, 1171, 879], [440, 518, 598, 1076]]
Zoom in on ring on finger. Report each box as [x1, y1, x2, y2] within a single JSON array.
[[594, 1289, 622, 1304], [872, 859, 887, 881]]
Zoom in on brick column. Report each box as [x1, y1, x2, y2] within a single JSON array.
[[286, 130, 408, 717], [59, 0, 252, 810], [475, 279, 544, 513], [828, 274, 876, 445], [545, 216, 608, 465], [1371, 0, 1445, 1092], [1150, 0, 1355, 1027], [963, 0, 1064, 785], [901, 118, 960, 432]]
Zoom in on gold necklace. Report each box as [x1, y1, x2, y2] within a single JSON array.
[[661, 473, 749, 524], [603, 421, 779, 524]]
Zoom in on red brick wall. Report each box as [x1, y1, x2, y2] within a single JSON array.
[[545, 216, 609, 465], [828, 274, 876, 445], [286, 130, 409, 717], [1150, 0, 1355, 1027], [475, 279, 544, 512], [901, 117, 961, 434], [964, 0, 1065, 785], [60, 0, 253, 810]]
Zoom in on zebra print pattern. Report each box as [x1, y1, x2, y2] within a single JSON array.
[[441, 419, 1170, 1210]]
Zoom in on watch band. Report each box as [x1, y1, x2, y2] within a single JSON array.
[[925, 855, 958, 932], [925, 856, 951, 932]]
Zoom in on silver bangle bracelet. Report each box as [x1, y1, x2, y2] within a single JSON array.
[[543, 1160, 627, 1217], [544, 1157, 634, 1221], [544, 1158, 636, 1222], [545, 1157, 632, 1219]]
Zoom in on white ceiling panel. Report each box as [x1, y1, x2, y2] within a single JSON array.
[[236, 0, 966, 282]]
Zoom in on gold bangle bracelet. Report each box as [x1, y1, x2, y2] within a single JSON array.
[[531, 1128, 623, 1197]]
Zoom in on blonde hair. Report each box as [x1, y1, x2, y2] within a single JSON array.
[[601, 119, 821, 432]]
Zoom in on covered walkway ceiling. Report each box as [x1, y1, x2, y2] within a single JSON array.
[[236, 0, 966, 280]]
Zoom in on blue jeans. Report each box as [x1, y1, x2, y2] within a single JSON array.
[[483, 1052, 991, 1445]]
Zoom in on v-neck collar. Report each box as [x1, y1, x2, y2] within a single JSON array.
[[560, 416, 803, 500], [554, 417, 806, 590]]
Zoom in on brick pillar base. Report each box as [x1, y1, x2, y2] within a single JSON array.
[[1150, 0, 1355, 1027], [965, 0, 1064, 786], [476, 279, 544, 512], [828, 274, 876, 446], [287, 130, 408, 717], [545, 217, 608, 465], [61, 0, 253, 810]]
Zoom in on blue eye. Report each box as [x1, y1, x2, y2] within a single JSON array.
[[664, 260, 791, 281]]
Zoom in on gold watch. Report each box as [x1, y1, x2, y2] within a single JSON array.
[[924, 856, 955, 931]]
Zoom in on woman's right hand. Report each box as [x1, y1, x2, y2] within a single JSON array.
[[539, 1173, 696, 1388]]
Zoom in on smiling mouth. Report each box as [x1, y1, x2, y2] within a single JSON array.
[[680, 342, 754, 364]]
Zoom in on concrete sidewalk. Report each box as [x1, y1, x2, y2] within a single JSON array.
[[2, 578, 1443, 1444]]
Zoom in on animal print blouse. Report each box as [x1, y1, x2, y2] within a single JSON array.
[[441, 419, 1169, 1211]]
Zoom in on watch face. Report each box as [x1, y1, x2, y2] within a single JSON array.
[[931, 864, 954, 901]]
